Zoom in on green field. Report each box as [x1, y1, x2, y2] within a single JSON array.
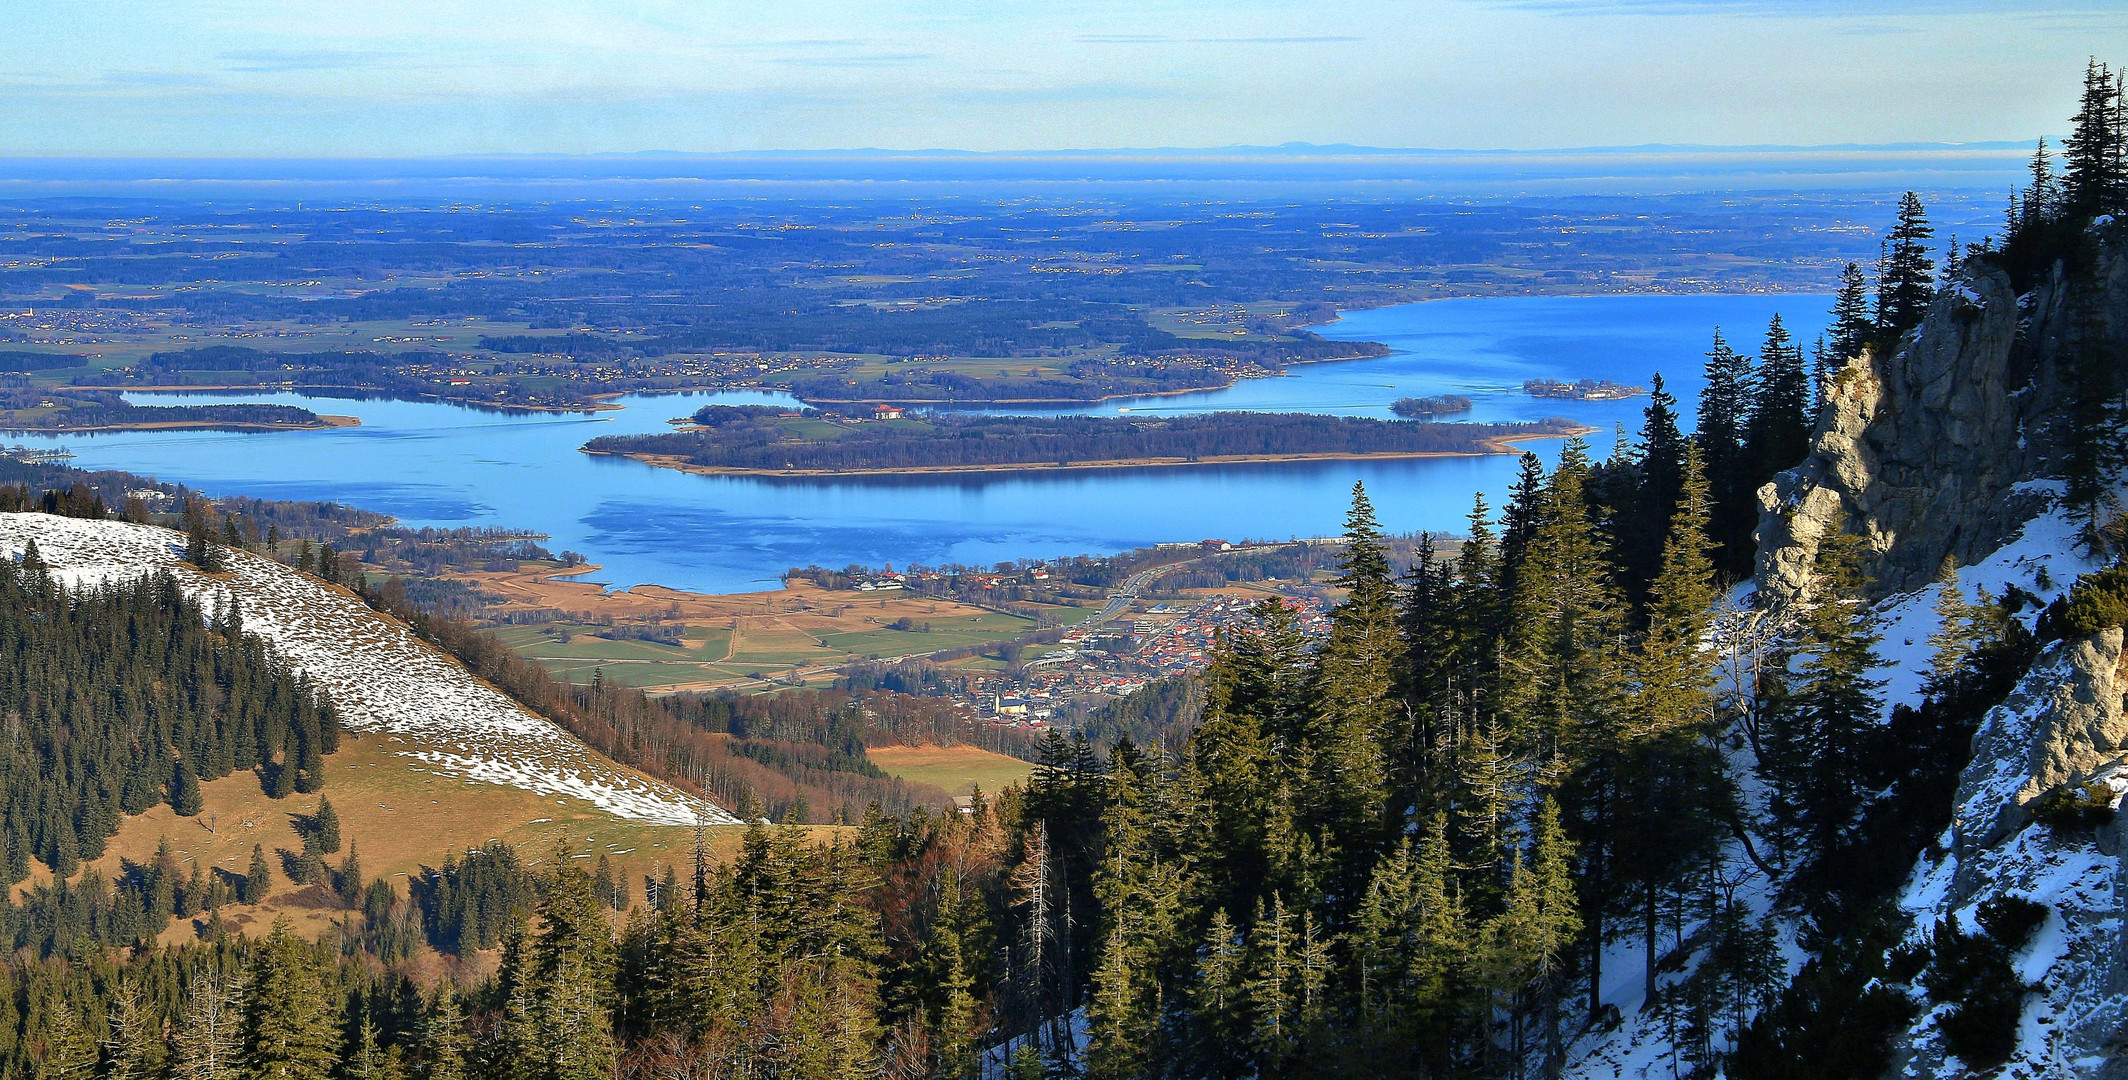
[[867, 744, 1037, 797]]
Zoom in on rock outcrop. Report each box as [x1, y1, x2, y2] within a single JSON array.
[[1755, 227, 2128, 605]]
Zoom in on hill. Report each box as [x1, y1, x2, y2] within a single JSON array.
[[0, 513, 739, 833]]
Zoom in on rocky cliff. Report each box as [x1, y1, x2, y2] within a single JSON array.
[[1748, 226, 2128, 1075], [1754, 225, 2128, 605]]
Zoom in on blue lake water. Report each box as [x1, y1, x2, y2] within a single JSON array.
[[17, 294, 1829, 594]]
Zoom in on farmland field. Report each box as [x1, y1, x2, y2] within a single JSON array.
[[866, 744, 1037, 797]]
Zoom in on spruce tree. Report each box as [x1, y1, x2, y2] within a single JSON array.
[[241, 919, 339, 1080], [1874, 192, 1936, 342], [530, 855, 620, 1080], [1308, 483, 1403, 908], [313, 798, 340, 854], [1829, 262, 1872, 364], [39, 997, 99, 1080], [1744, 314, 1811, 484], [1498, 452, 1549, 600], [1188, 909, 1250, 1074], [1759, 532, 1886, 868], [421, 984, 471, 1080], [172, 759, 205, 817], [1622, 372, 1688, 614], [2064, 58, 2126, 216], [1351, 816, 1469, 1069], [1696, 329, 1758, 578], [1615, 447, 1733, 1003], [175, 967, 247, 1080], [245, 844, 273, 904], [103, 978, 160, 1080]]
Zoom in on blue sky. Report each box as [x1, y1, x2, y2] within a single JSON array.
[[3, 0, 2123, 156]]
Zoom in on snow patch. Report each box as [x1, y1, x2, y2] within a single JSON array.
[[0, 513, 736, 827]]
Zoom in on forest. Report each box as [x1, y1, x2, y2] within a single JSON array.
[[585, 411, 1586, 473], [0, 551, 340, 892]]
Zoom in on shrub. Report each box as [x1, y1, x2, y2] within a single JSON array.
[[1915, 894, 2049, 1071], [2061, 566, 2128, 636], [2029, 781, 2117, 831]]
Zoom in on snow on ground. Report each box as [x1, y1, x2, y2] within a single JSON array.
[[1566, 491, 2111, 1078], [0, 513, 737, 826]]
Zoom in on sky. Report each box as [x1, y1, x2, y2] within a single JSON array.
[[3, 0, 2125, 157]]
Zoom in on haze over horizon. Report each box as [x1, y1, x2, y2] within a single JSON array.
[[7, 1, 2125, 160]]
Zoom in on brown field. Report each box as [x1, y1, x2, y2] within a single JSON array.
[[71, 733, 843, 946], [867, 744, 1037, 797]]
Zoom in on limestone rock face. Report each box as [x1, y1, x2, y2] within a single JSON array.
[[2022, 627, 2128, 804], [1754, 232, 2128, 604]]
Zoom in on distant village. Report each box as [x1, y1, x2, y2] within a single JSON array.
[[799, 544, 1335, 732]]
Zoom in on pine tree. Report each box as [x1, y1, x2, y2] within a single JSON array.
[[242, 919, 339, 1080], [1874, 192, 1936, 342]]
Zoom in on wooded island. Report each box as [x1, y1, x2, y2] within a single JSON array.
[[583, 405, 1587, 476]]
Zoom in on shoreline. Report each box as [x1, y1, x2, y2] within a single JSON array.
[[117, 385, 624, 414], [586, 426, 1595, 479]]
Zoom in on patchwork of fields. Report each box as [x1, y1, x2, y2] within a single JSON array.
[[464, 564, 1091, 691]]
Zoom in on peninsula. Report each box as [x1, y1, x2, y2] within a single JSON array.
[[0, 388, 352, 433], [582, 405, 1589, 477]]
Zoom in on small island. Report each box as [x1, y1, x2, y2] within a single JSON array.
[[583, 404, 1589, 477], [1390, 394, 1474, 418], [1523, 378, 1645, 401]]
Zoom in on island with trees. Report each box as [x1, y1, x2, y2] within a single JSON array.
[[582, 405, 1588, 476], [1524, 377, 1645, 400], [1389, 394, 1473, 418]]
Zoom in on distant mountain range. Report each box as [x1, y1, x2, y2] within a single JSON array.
[[0, 142, 2035, 199]]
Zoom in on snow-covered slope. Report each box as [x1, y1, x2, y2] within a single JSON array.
[[1563, 493, 2115, 1078], [0, 513, 737, 826]]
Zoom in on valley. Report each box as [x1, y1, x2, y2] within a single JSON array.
[[0, 46, 2114, 1077]]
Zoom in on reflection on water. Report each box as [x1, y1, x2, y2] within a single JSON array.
[[17, 294, 1829, 594]]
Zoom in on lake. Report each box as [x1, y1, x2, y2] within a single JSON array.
[[18, 294, 1829, 594]]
